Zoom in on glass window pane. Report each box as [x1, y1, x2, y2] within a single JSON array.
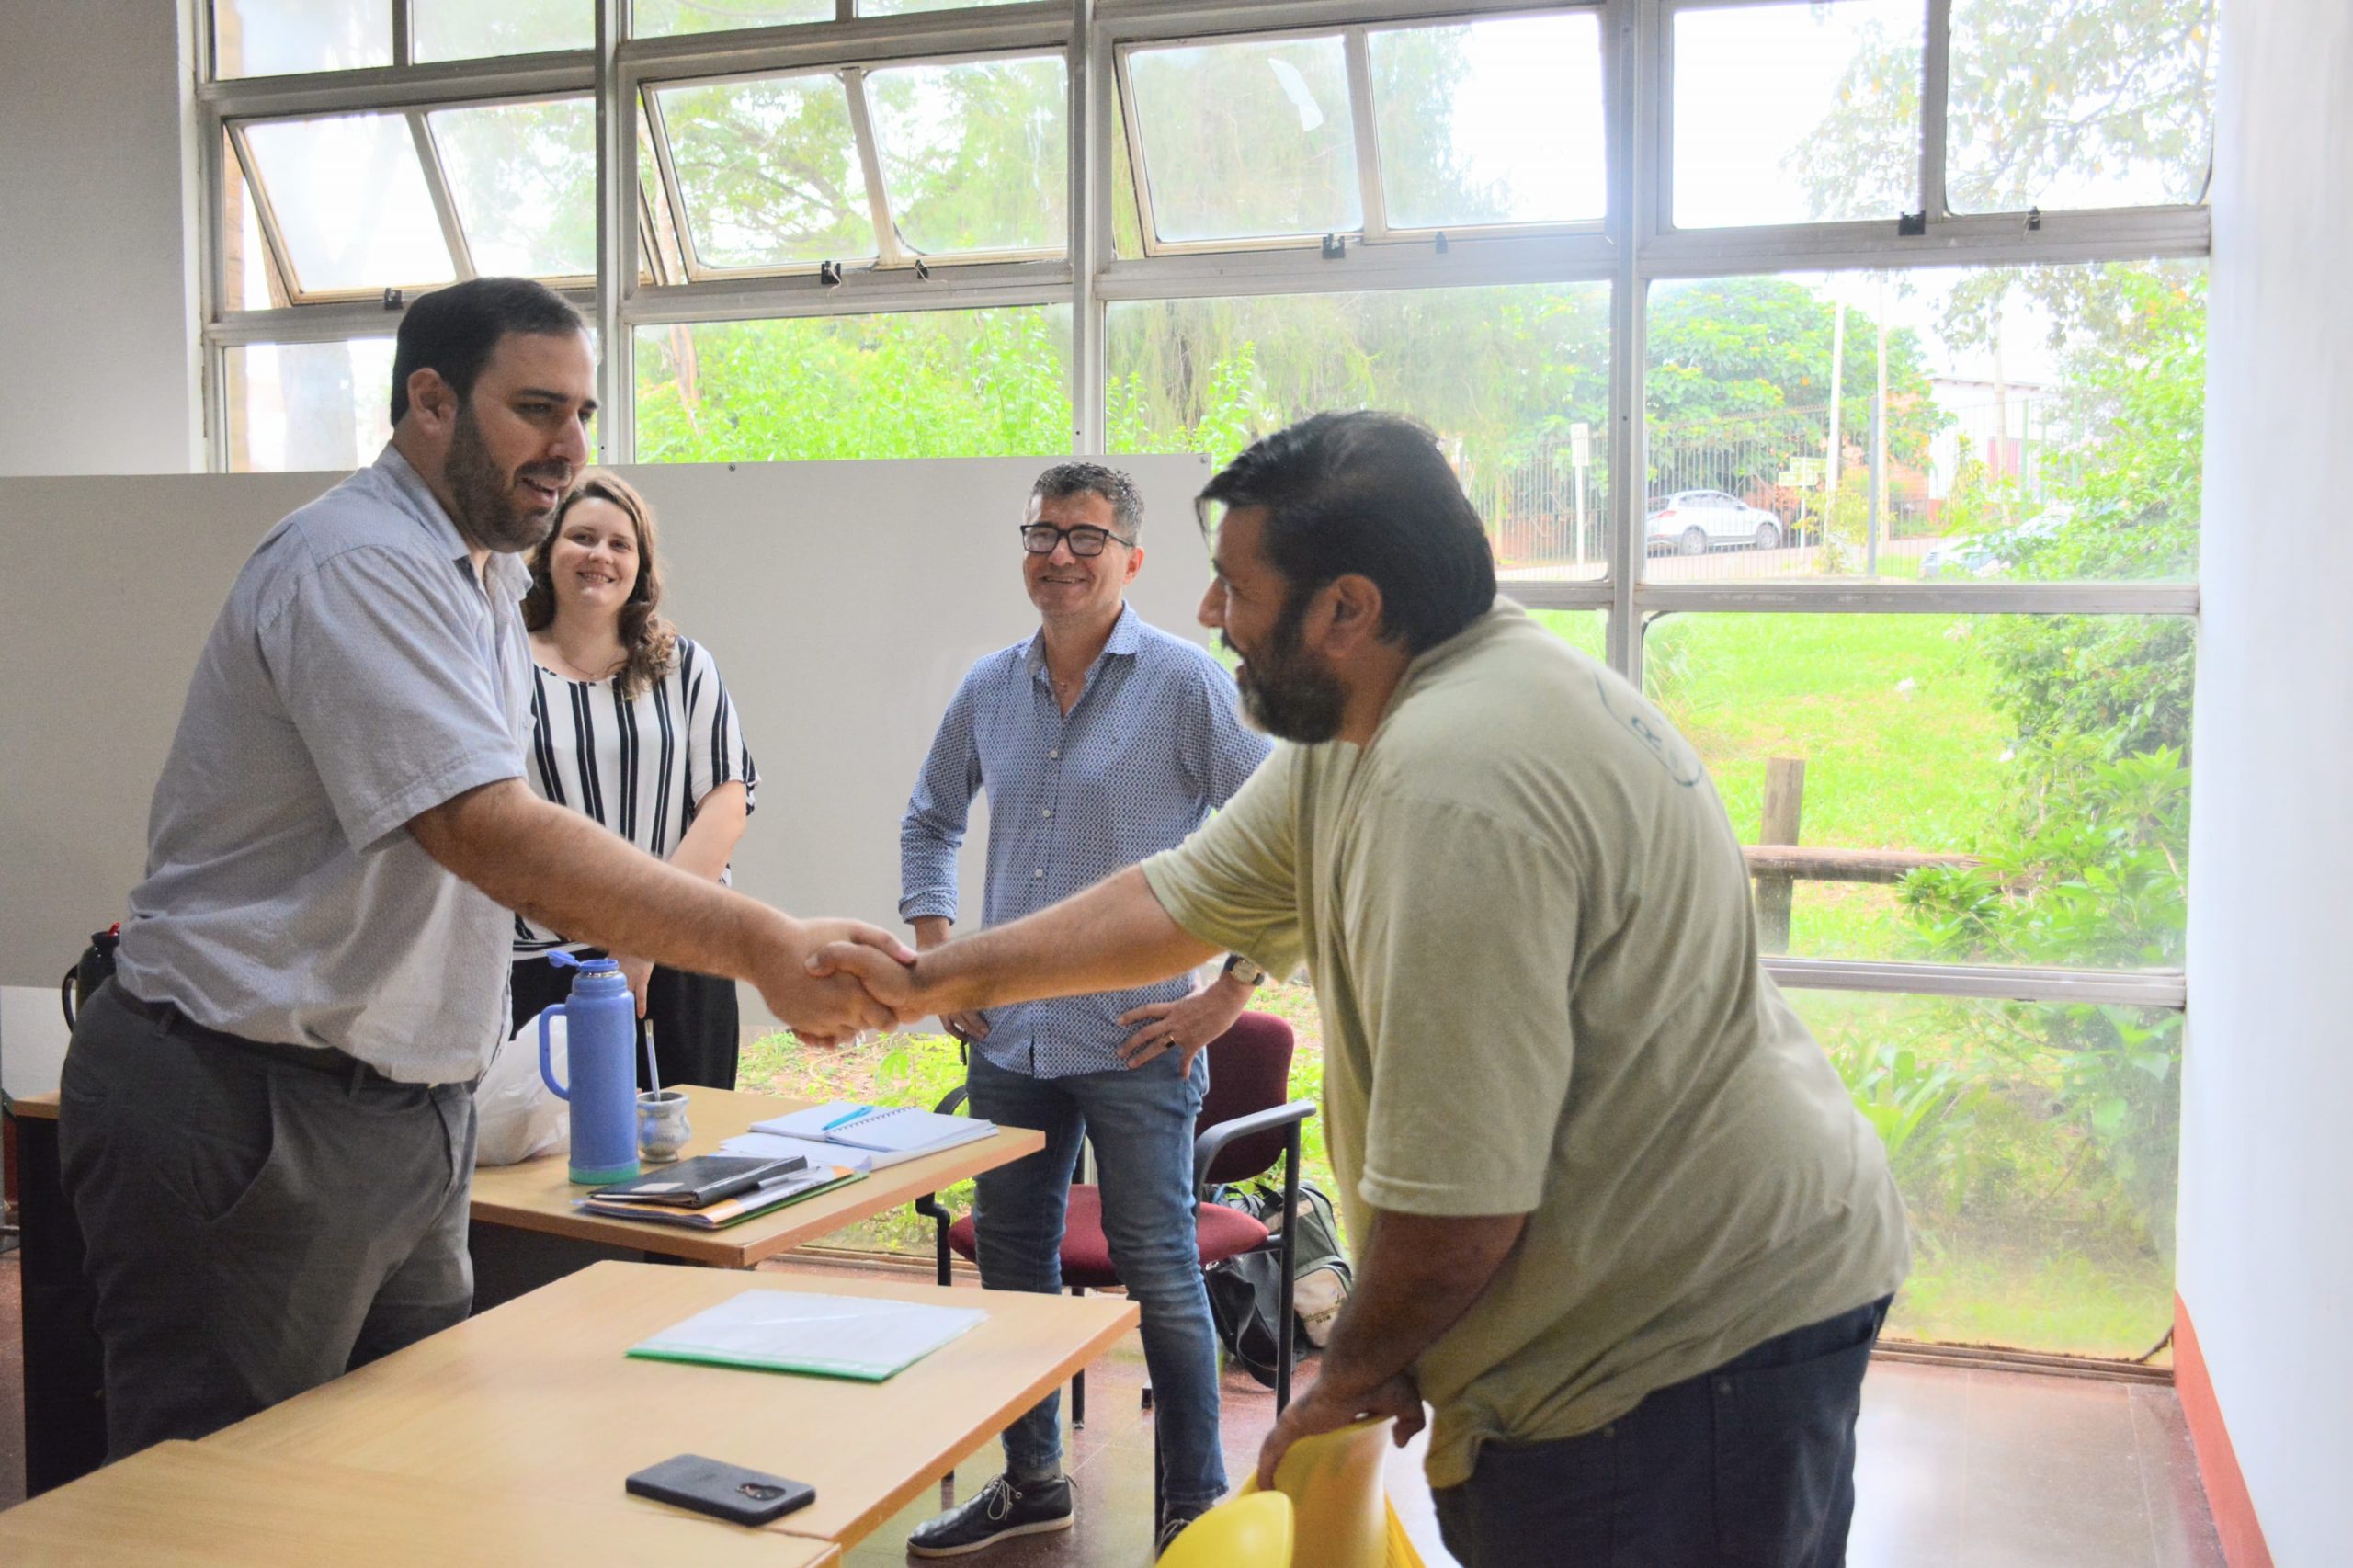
[[213, 0, 391, 78], [634, 307, 1072, 461], [427, 99, 597, 278], [222, 134, 285, 312], [864, 55, 1067, 257], [1368, 14, 1605, 230], [1948, 0, 2219, 213], [1108, 284, 1612, 583], [640, 124, 688, 284], [1643, 610, 2191, 970], [1643, 261, 2204, 584], [413, 0, 590, 62], [1671, 0, 1922, 229], [242, 114, 456, 295], [1791, 990, 2177, 1358], [631, 0, 831, 34], [654, 74, 875, 272], [1532, 608, 1607, 665], [226, 340, 397, 472], [1126, 36, 1361, 244]]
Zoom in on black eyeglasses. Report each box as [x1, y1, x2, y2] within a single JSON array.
[[1019, 523, 1135, 558]]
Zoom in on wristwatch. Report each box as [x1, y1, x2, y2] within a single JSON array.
[[1222, 953, 1267, 987]]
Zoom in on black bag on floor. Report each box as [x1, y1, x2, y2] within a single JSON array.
[[1204, 1179, 1354, 1388]]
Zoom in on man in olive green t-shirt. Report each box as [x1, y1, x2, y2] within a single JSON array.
[[816, 412, 1908, 1567]]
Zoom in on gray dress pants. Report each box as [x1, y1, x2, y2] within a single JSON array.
[[58, 980, 476, 1460]]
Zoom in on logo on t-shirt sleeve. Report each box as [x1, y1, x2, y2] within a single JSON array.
[[1593, 672, 1704, 788]]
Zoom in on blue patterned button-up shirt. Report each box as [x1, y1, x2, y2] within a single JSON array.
[[900, 604, 1271, 1078]]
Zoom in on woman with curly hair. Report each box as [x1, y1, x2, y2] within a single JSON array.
[[506, 470, 758, 1090]]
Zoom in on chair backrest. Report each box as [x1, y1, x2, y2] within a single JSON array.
[[1267, 1416, 1403, 1568], [1160, 1490, 1294, 1568], [1199, 1009, 1297, 1186]]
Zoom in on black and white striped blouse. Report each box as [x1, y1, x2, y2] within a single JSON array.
[[512, 635, 759, 953]]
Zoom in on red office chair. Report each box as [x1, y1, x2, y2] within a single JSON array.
[[915, 1010, 1316, 1521]]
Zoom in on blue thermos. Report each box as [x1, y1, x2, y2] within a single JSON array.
[[538, 951, 642, 1186]]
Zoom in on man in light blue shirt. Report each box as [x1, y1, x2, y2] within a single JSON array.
[[61, 278, 900, 1461], [900, 463, 1271, 1556]]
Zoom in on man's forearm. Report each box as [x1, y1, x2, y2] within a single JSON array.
[[914, 867, 1218, 1014], [414, 779, 795, 982], [1313, 1209, 1529, 1402]]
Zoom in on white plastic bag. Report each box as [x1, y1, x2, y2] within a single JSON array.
[[473, 1008, 570, 1166]]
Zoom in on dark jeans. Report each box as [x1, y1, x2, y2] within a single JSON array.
[[963, 1048, 1227, 1514], [1434, 1296, 1893, 1568], [511, 952, 742, 1092], [58, 981, 475, 1460]]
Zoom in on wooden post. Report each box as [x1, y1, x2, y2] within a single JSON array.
[[1756, 757, 1806, 954]]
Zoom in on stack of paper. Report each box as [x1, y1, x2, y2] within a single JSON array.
[[575, 1164, 862, 1230], [728, 1100, 997, 1172], [628, 1288, 986, 1380]]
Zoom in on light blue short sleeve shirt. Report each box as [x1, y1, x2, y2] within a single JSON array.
[[114, 445, 533, 1083]]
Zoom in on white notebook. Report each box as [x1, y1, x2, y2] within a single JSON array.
[[741, 1102, 997, 1169], [628, 1288, 985, 1381]]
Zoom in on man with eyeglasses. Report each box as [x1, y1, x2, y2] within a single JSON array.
[[898, 461, 1272, 1557]]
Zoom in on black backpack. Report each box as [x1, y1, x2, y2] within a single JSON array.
[[1203, 1179, 1353, 1388]]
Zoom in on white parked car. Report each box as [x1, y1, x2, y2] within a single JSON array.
[[1645, 490, 1785, 554]]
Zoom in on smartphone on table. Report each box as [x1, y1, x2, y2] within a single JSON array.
[[625, 1453, 816, 1525]]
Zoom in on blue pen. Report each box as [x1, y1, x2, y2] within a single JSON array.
[[822, 1105, 874, 1131]]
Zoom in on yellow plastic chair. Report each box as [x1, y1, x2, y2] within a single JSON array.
[[1241, 1416, 1427, 1568], [1160, 1491, 1295, 1568]]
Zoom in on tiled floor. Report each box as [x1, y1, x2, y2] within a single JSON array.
[[0, 1249, 2224, 1567]]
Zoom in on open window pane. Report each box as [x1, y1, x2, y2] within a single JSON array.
[[242, 114, 456, 295], [427, 98, 597, 278], [865, 55, 1067, 257], [1643, 610, 2191, 971], [1108, 284, 1612, 582], [1368, 13, 1606, 230], [653, 74, 875, 272], [1792, 989, 2177, 1358], [225, 340, 397, 472], [635, 306, 1072, 461], [1948, 0, 2219, 213], [222, 133, 285, 312], [1125, 36, 1360, 245], [631, 0, 831, 34], [1670, 0, 1922, 229], [413, 0, 591, 62], [1643, 261, 2204, 584], [213, 0, 391, 78]]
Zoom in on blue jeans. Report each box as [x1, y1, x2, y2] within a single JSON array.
[[963, 1047, 1226, 1514], [1432, 1296, 1892, 1568]]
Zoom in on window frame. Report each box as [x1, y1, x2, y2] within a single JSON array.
[[196, 0, 2208, 1026]]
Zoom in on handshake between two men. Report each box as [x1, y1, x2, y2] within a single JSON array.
[[781, 866, 1212, 1049]]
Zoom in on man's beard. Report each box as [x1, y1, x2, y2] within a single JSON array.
[[1231, 592, 1347, 744], [444, 403, 567, 554]]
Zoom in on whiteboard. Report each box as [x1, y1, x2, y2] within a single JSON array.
[[0, 453, 1220, 994]]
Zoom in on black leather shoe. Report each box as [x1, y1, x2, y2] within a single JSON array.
[[906, 1473, 1074, 1558], [1156, 1505, 1211, 1558]]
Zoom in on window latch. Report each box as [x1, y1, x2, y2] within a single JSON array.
[[1896, 211, 1927, 237], [1321, 233, 1347, 260], [381, 287, 404, 311]]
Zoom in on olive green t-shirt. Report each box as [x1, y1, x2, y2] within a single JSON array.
[[1142, 599, 1908, 1489]]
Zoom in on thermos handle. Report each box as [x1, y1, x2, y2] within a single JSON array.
[[539, 1005, 571, 1101]]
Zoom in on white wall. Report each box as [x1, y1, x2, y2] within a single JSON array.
[[2177, 2, 2353, 1561], [0, 0, 199, 478]]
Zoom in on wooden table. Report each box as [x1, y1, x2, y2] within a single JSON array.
[[212, 1262, 1138, 1549], [0, 1440, 840, 1566], [7, 1085, 1041, 1495]]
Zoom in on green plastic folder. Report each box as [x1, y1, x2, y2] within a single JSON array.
[[626, 1288, 987, 1381]]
